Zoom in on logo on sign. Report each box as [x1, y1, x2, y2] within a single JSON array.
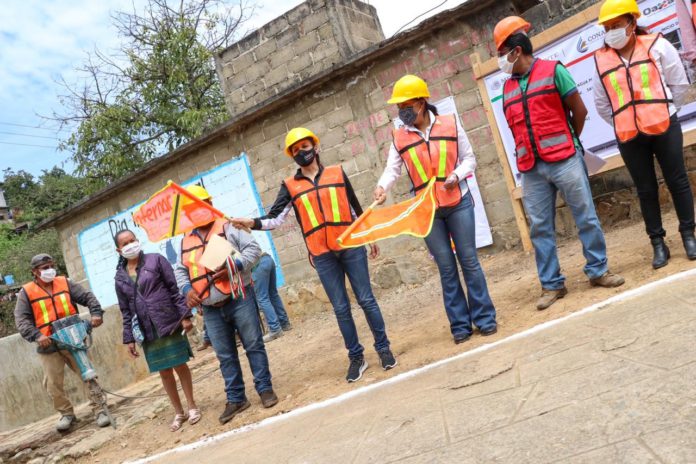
[[576, 36, 589, 53], [643, 0, 674, 17]]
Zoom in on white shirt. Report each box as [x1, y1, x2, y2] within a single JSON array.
[[593, 37, 689, 126], [377, 111, 476, 196]]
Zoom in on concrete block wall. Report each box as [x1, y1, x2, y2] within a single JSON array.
[[215, 0, 385, 116]]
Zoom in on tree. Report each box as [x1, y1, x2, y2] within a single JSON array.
[[2, 168, 94, 226], [51, 0, 254, 187]]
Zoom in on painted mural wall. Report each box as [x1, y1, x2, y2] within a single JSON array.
[[77, 153, 283, 307]]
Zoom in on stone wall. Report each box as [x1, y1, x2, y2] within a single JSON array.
[[215, 0, 385, 116]]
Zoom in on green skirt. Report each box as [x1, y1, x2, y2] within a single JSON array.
[[142, 332, 193, 373]]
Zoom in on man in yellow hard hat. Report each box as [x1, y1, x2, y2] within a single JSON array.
[[493, 16, 625, 310], [174, 184, 279, 425], [231, 127, 397, 383], [374, 74, 498, 345]]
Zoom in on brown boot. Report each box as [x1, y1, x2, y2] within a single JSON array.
[[536, 287, 568, 310], [259, 390, 278, 408], [589, 272, 625, 288]]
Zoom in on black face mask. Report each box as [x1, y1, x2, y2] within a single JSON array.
[[399, 105, 419, 126], [293, 148, 316, 167]]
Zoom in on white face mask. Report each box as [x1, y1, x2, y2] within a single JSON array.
[[39, 268, 57, 283], [604, 26, 631, 50], [120, 241, 142, 260], [498, 49, 518, 75]]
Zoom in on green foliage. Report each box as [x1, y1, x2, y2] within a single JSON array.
[[0, 226, 65, 336], [2, 168, 96, 226], [54, 0, 252, 187]]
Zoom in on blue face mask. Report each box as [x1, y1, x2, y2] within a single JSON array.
[[399, 105, 419, 126]]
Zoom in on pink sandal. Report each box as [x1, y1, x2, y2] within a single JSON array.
[[188, 408, 202, 425], [170, 413, 188, 432]]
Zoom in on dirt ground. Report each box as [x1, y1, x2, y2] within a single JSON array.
[[1, 212, 694, 464]]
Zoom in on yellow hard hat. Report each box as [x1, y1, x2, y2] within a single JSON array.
[[284, 127, 319, 157], [387, 75, 430, 105], [597, 0, 640, 25], [185, 184, 211, 201]]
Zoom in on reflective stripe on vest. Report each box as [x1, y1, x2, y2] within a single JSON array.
[[594, 34, 671, 142], [328, 187, 341, 223], [393, 114, 462, 208], [300, 193, 320, 229], [38, 300, 50, 325], [407, 147, 429, 184], [284, 165, 352, 256]]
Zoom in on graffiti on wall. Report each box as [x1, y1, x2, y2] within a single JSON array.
[[77, 153, 283, 308]]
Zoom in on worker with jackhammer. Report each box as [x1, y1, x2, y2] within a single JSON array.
[[14, 253, 112, 432]]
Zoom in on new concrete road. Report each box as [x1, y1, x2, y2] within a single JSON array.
[[137, 270, 696, 464]]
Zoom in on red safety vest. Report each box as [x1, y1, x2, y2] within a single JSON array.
[[181, 218, 232, 299], [392, 114, 462, 208], [23, 277, 78, 337], [594, 34, 671, 143], [503, 59, 577, 172], [285, 165, 353, 257]]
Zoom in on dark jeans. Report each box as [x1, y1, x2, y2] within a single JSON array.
[[203, 289, 272, 403], [252, 254, 290, 332], [424, 191, 497, 337], [313, 246, 390, 358], [618, 117, 695, 239]]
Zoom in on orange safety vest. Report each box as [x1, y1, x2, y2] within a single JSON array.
[[23, 276, 78, 337], [181, 218, 232, 299], [594, 34, 671, 143], [392, 114, 461, 208], [285, 165, 353, 257]]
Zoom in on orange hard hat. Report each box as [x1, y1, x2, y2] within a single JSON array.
[[493, 16, 531, 51]]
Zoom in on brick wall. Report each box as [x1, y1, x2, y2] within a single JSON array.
[[52, 0, 696, 297], [215, 0, 384, 116]]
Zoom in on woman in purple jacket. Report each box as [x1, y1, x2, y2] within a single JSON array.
[[114, 229, 200, 431]]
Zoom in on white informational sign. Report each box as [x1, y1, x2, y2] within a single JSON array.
[[484, 0, 696, 186], [394, 96, 494, 248], [77, 154, 283, 308]]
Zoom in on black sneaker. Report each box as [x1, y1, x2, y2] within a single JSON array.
[[378, 349, 397, 370], [454, 333, 471, 344], [346, 356, 368, 383], [219, 399, 250, 425]]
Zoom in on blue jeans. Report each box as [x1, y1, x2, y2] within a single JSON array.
[[203, 289, 272, 403], [521, 152, 609, 290], [252, 254, 290, 333], [424, 191, 497, 338], [313, 247, 390, 358]]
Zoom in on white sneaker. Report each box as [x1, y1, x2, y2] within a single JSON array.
[[95, 411, 111, 428], [56, 414, 76, 432]]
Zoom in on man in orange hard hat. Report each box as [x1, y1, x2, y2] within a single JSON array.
[[493, 16, 625, 310]]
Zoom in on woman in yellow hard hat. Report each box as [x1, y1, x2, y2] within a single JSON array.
[[373, 74, 497, 344], [231, 127, 397, 383], [593, 0, 695, 268]]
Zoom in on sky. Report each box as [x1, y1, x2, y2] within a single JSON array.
[[0, 0, 466, 180]]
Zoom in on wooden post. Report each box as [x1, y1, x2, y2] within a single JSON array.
[[471, 53, 533, 251]]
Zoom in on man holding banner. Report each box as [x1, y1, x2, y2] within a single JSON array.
[[170, 185, 278, 425], [373, 74, 497, 344], [494, 16, 625, 310], [231, 128, 397, 384]]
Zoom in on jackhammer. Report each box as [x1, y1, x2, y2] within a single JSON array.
[[50, 315, 116, 429]]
